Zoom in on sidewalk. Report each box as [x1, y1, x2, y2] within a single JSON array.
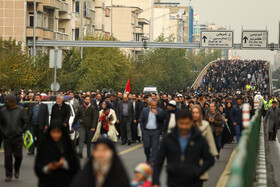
[[264, 123, 280, 187]]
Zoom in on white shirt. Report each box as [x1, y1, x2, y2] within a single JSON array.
[[168, 113, 176, 133]]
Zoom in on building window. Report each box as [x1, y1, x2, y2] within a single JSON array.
[[72, 29, 75, 40], [29, 12, 34, 26], [83, 2, 87, 17], [75, 28, 79, 40], [75, 1, 79, 15], [136, 34, 140, 41]]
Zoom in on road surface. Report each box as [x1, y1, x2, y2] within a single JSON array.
[[0, 141, 236, 187]]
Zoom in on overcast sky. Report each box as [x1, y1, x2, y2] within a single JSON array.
[[161, 0, 280, 63]]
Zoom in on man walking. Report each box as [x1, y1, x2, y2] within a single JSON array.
[[69, 91, 80, 114], [131, 94, 138, 143], [0, 94, 29, 182], [264, 101, 280, 141], [205, 102, 223, 158], [152, 110, 214, 187], [27, 94, 49, 155], [117, 94, 134, 145], [140, 99, 164, 166], [72, 95, 98, 158], [230, 97, 243, 143], [51, 95, 71, 132]]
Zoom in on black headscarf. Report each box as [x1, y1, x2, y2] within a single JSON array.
[[70, 138, 130, 187], [35, 119, 80, 187]]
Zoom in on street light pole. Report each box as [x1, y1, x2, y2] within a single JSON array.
[[81, 0, 83, 59], [33, 0, 36, 62], [111, 0, 113, 36]]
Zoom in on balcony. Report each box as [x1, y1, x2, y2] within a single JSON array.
[[134, 26, 143, 34], [59, 12, 72, 20], [26, 27, 44, 38], [27, 0, 43, 3], [42, 0, 55, 8], [43, 29, 54, 40], [53, 31, 69, 40], [26, 27, 54, 40], [138, 18, 149, 25], [59, 2, 69, 13]]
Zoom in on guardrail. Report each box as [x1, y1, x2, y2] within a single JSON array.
[[226, 108, 261, 187], [191, 60, 218, 89]]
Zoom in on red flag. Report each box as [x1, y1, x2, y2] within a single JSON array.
[[125, 79, 131, 93]]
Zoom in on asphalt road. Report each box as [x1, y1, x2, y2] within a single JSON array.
[[0, 141, 236, 187]]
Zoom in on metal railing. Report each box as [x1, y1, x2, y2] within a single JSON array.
[[226, 108, 261, 187]]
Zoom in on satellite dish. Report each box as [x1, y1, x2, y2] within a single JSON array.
[[109, 88, 114, 94]]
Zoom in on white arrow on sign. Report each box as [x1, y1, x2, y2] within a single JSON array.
[[241, 30, 268, 49], [200, 30, 234, 49]]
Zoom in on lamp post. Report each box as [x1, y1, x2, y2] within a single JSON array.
[[33, 0, 36, 62], [111, 0, 113, 36], [81, 0, 83, 59]]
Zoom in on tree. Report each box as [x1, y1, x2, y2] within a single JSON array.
[[0, 37, 41, 91], [78, 35, 131, 91]]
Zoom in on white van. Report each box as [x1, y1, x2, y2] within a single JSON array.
[[143, 86, 158, 94]]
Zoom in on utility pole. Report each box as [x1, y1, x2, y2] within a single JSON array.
[[33, 0, 36, 62], [111, 0, 113, 36], [133, 12, 137, 62], [149, 0, 154, 41], [181, 19, 184, 42], [81, 0, 83, 59]]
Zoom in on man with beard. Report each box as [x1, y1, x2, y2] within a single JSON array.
[[27, 94, 49, 155], [0, 94, 29, 181], [158, 94, 168, 111], [72, 95, 98, 158]]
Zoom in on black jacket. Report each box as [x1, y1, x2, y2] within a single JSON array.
[[0, 106, 28, 140], [35, 122, 80, 187], [51, 102, 70, 126], [152, 126, 215, 187], [70, 155, 130, 187], [136, 100, 144, 122], [27, 103, 49, 130], [230, 104, 243, 126], [72, 104, 98, 129], [116, 100, 134, 122]]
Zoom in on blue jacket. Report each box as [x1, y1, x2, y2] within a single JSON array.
[[230, 104, 243, 126], [140, 107, 164, 131]]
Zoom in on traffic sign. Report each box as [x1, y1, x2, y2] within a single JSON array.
[[200, 30, 234, 49], [51, 82, 60, 91], [241, 30, 268, 49], [49, 49, 62, 68]]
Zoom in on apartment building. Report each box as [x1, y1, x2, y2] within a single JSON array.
[[75, 0, 95, 40], [105, 0, 152, 41], [0, 0, 97, 53], [154, 3, 192, 43]]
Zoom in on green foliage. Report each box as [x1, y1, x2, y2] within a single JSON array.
[[78, 35, 131, 91], [0, 35, 221, 93], [0, 37, 40, 91]]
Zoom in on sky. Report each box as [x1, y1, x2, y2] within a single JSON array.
[[161, 0, 280, 63]]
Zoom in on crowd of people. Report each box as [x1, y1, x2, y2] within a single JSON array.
[[0, 59, 276, 187], [0, 88, 270, 186], [201, 60, 270, 95]]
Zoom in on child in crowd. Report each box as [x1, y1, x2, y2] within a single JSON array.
[[131, 163, 152, 187]]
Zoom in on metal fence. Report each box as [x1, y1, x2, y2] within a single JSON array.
[[226, 108, 261, 187]]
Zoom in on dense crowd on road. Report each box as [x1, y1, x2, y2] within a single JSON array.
[[0, 88, 273, 187], [0, 59, 276, 187], [201, 60, 270, 95]]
